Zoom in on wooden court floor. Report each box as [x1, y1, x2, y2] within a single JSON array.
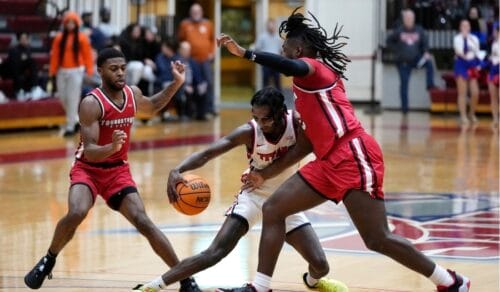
[[0, 108, 498, 291]]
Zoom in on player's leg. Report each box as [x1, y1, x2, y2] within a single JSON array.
[[117, 190, 180, 267], [24, 184, 94, 289], [118, 190, 201, 292], [258, 174, 325, 277], [286, 223, 329, 280], [161, 215, 248, 286], [343, 189, 469, 291]]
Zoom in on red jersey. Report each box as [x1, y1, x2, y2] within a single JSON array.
[[293, 57, 363, 159], [75, 85, 136, 164]]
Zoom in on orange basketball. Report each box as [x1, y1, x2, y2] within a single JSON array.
[[172, 174, 211, 215]]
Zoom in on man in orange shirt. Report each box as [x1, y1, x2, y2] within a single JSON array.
[[178, 3, 215, 119], [49, 11, 94, 137]]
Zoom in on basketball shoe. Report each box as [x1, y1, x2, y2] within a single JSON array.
[[215, 283, 271, 292], [24, 255, 56, 289], [132, 278, 201, 292], [302, 273, 349, 292], [437, 270, 470, 292], [132, 285, 158, 292], [180, 277, 202, 292]]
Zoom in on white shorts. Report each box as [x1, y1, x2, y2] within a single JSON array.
[[225, 189, 310, 233]]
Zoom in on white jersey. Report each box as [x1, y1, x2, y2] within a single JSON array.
[[245, 110, 297, 196]]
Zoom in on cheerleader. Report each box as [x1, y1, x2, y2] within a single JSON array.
[[453, 19, 481, 125], [487, 23, 499, 127]]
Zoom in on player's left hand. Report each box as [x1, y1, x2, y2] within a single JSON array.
[[217, 34, 245, 58], [171, 61, 186, 83], [241, 170, 264, 192]]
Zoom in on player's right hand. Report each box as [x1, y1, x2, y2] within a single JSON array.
[[167, 169, 187, 203], [111, 130, 127, 152], [241, 170, 264, 192]]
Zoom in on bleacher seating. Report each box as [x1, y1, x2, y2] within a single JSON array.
[[0, 0, 65, 130], [429, 71, 494, 114]]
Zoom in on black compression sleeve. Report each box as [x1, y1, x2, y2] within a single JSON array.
[[244, 50, 309, 77]]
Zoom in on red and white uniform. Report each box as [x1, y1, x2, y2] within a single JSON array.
[[226, 111, 310, 232], [70, 85, 138, 207], [293, 58, 384, 202]]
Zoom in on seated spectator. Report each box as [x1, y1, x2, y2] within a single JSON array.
[[98, 7, 119, 39], [138, 26, 160, 95], [119, 23, 155, 89], [155, 38, 183, 121], [3, 32, 46, 100], [81, 11, 108, 51], [177, 41, 208, 121], [467, 6, 488, 49]]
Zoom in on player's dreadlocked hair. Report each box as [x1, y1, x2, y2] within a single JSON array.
[[251, 87, 287, 123], [279, 7, 350, 79]]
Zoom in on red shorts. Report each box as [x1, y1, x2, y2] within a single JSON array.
[[298, 133, 384, 203], [69, 160, 137, 208]]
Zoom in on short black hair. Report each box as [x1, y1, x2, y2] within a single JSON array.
[[250, 87, 287, 121], [97, 48, 125, 67]]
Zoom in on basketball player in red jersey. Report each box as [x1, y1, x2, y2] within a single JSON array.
[[24, 48, 201, 292], [133, 87, 346, 292], [217, 8, 470, 292]]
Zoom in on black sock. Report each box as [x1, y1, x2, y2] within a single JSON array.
[[47, 250, 57, 258]]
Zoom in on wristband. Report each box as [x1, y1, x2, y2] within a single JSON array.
[[244, 50, 256, 61]]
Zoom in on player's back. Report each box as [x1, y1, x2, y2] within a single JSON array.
[[293, 57, 364, 159]]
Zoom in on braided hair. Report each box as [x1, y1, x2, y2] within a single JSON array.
[[251, 87, 287, 123], [279, 7, 350, 79]]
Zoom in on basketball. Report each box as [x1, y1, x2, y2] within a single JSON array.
[[172, 174, 211, 215]]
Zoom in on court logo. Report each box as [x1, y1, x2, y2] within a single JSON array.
[[312, 193, 499, 260]]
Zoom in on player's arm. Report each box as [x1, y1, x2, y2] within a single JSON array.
[[243, 116, 312, 190], [133, 60, 185, 116], [79, 96, 127, 162], [217, 33, 313, 77], [167, 124, 253, 203]]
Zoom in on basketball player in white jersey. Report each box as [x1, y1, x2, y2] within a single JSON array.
[[133, 87, 345, 291]]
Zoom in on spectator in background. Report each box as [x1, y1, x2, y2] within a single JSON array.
[[467, 6, 488, 49], [453, 19, 481, 126], [155, 38, 182, 121], [98, 7, 119, 39], [81, 11, 107, 51], [178, 41, 208, 121], [387, 9, 436, 114], [119, 23, 155, 90], [178, 3, 216, 117], [140, 26, 160, 95], [255, 19, 282, 91], [4, 32, 44, 100], [49, 11, 94, 137], [487, 23, 499, 128]]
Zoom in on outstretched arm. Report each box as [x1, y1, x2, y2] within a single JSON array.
[[134, 60, 185, 116], [167, 124, 253, 203], [79, 96, 127, 162], [217, 33, 312, 77]]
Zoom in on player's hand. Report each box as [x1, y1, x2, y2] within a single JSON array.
[[171, 60, 186, 83], [111, 130, 127, 152], [217, 34, 245, 58], [241, 170, 264, 192], [167, 169, 187, 203]]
